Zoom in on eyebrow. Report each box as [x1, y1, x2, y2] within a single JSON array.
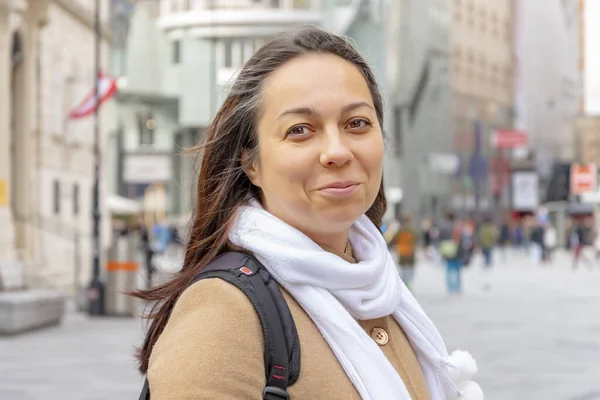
[[276, 101, 374, 120]]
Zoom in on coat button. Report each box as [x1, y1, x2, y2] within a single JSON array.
[[371, 327, 389, 345]]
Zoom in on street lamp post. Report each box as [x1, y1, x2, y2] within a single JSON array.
[[87, 0, 104, 315]]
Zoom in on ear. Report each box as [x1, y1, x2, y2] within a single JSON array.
[[241, 150, 262, 187]]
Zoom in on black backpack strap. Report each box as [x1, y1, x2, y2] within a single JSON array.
[[139, 251, 300, 400]]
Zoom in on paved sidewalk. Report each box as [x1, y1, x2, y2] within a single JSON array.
[[415, 250, 600, 400], [0, 305, 145, 400], [0, 251, 598, 399]]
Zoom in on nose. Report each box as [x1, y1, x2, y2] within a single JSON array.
[[319, 127, 353, 168]]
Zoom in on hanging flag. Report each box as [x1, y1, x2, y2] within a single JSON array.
[[68, 72, 117, 119]]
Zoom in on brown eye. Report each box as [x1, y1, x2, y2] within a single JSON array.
[[287, 125, 311, 137], [347, 118, 372, 129]]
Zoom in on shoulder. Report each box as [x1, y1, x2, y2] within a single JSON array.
[[171, 277, 258, 322], [148, 277, 265, 399]]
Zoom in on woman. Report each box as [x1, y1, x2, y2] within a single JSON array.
[[132, 27, 482, 399]]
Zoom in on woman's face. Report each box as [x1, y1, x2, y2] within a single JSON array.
[[244, 53, 384, 248]]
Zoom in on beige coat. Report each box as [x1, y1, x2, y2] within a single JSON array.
[[148, 249, 432, 399]]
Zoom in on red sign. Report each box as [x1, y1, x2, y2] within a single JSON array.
[[491, 130, 528, 149], [571, 163, 597, 194]]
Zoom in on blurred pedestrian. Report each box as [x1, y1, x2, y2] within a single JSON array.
[[530, 220, 545, 264], [130, 28, 481, 400], [439, 212, 465, 294], [478, 216, 498, 268], [543, 223, 557, 263], [478, 216, 498, 291], [499, 216, 511, 261], [392, 213, 418, 291], [573, 218, 594, 269], [138, 218, 155, 289]]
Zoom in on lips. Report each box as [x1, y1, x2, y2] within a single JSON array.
[[318, 181, 360, 190], [316, 181, 362, 198]]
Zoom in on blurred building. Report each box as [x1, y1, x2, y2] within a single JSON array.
[[582, 0, 600, 116], [513, 0, 581, 177], [383, 0, 453, 220], [108, 0, 392, 224], [575, 117, 600, 164], [573, 0, 600, 168], [450, 0, 515, 214], [0, 0, 112, 291]]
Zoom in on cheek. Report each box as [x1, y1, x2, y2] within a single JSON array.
[[363, 135, 385, 173], [260, 146, 311, 190]]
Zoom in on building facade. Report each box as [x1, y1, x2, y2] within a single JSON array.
[[575, 117, 600, 164], [582, 0, 599, 116], [573, 0, 600, 169], [383, 0, 453, 220], [0, 0, 111, 291], [450, 0, 515, 214], [513, 0, 581, 175]]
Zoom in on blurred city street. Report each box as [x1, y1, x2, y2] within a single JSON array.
[[417, 251, 600, 400], [1, 251, 599, 400], [2, 0, 600, 399]]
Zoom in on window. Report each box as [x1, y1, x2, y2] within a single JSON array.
[[453, 64, 461, 77], [491, 73, 498, 87], [73, 183, 79, 216], [53, 180, 60, 215], [479, 71, 486, 84], [504, 66, 512, 80], [504, 22, 511, 42], [137, 112, 155, 146], [479, 54, 486, 68], [173, 41, 181, 64], [453, 46, 462, 60]]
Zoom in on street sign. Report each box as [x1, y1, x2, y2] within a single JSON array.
[[512, 171, 539, 211], [428, 153, 459, 174], [491, 130, 528, 149], [570, 163, 597, 195], [123, 153, 172, 183]]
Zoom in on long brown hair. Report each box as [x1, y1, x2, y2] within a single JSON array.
[[131, 26, 388, 373]]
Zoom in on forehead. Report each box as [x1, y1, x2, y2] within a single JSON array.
[[260, 53, 374, 114]]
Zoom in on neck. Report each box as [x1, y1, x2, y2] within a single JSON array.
[[309, 231, 349, 256]]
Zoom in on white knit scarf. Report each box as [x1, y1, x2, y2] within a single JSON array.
[[228, 202, 483, 400]]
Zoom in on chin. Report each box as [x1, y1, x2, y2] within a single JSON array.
[[316, 204, 365, 227]]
